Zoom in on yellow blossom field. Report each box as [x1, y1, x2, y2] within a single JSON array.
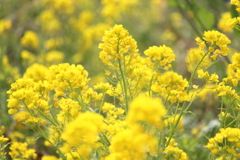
[[1, 0, 240, 160]]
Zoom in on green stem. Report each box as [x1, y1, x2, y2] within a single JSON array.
[[37, 125, 66, 160], [99, 92, 106, 114], [148, 74, 155, 97], [132, 76, 142, 98], [185, 0, 207, 31], [37, 109, 58, 126], [166, 52, 209, 147], [187, 51, 209, 93], [174, 0, 202, 37], [118, 58, 129, 112]]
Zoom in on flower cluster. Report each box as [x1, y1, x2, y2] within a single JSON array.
[[99, 24, 138, 70], [152, 71, 189, 103], [196, 30, 231, 60], [205, 128, 240, 159], [144, 45, 175, 70]]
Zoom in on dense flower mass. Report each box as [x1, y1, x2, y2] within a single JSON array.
[[3, 21, 239, 160], [2, 1, 240, 159]]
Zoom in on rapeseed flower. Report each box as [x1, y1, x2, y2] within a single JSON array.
[[20, 31, 39, 49], [61, 112, 106, 158], [152, 71, 189, 103], [105, 125, 157, 160], [127, 94, 167, 128], [99, 24, 138, 70], [9, 142, 37, 159]]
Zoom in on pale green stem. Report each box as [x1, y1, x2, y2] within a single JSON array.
[[149, 61, 160, 97], [37, 125, 66, 160], [118, 58, 129, 112], [222, 98, 236, 128], [187, 51, 209, 93], [37, 109, 58, 126], [99, 92, 106, 114], [132, 75, 142, 97], [166, 50, 209, 147]]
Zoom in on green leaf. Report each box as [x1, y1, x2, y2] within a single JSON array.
[[230, 5, 239, 18], [196, 7, 214, 30]]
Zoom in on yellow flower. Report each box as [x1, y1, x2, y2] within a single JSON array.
[[46, 63, 90, 95], [37, 9, 60, 34], [46, 50, 65, 64], [23, 63, 48, 82], [127, 94, 167, 128], [195, 30, 231, 60], [152, 71, 189, 103], [218, 12, 232, 33], [99, 24, 138, 70], [230, 0, 240, 12], [44, 38, 63, 50], [61, 111, 106, 149], [0, 19, 11, 35], [0, 136, 9, 143], [20, 31, 39, 49], [42, 155, 59, 160], [163, 139, 188, 160], [144, 45, 175, 70], [9, 142, 37, 159], [186, 48, 212, 72], [105, 125, 157, 160], [227, 17, 240, 28], [101, 0, 138, 19], [57, 98, 81, 123]]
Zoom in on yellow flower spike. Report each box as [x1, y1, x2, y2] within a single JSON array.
[[99, 24, 138, 70]]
